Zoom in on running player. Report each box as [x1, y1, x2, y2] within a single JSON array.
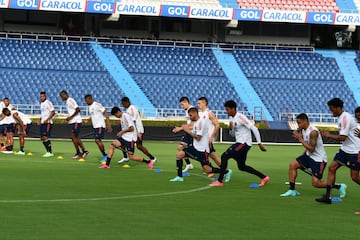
[[84, 94, 112, 162], [170, 107, 222, 182], [316, 98, 360, 204], [0, 98, 15, 151], [59, 90, 89, 159], [118, 97, 156, 163], [280, 113, 346, 197], [197, 96, 229, 178], [40, 92, 55, 157], [172, 96, 194, 172], [99, 107, 155, 169], [210, 100, 270, 187]]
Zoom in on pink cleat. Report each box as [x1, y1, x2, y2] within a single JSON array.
[[147, 160, 155, 169], [98, 165, 110, 169], [209, 181, 224, 187], [207, 173, 214, 178], [259, 176, 270, 186]]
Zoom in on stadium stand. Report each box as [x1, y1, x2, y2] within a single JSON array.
[[0, 39, 125, 112], [108, 44, 247, 111], [236, 0, 340, 12], [233, 49, 357, 119]]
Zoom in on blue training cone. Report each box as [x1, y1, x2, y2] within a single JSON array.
[[154, 169, 162, 173], [249, 183, 260, 188], [183, 172, 190, 177]]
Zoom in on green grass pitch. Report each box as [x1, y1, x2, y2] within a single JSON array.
[[0, 140, 359, 240]]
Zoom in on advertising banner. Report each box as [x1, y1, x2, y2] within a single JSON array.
[[0, 0, 10, 8], [233, 9, 262, 21], [334, 13, 360, 25], [262, 10, 307, 23], [188, 7, 233, 20], [307, 12, 335, 25], [114, 2, 161, 16], [161, 5, 189, 18], [39, 0, 87, 12]]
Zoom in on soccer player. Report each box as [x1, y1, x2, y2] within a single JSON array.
[[59, 90, 89, 159], [99, 107, 155, 169], [2, 108, 32, 155], [170, 107, 222, 182], [118, 97, 156, 163], [316, 98, 360, 204], [0, 108, 16, 153], [197, 96, 227, 178], [280, 113, 346, 197], [40, 92, 55, 157], [172, 96, 194, 172], [84, 94, 112, 162], [0, 98, 15, 151], [210, 100, 270, 187]]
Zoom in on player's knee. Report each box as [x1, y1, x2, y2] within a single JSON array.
[[177, 144, 185, 151], [289, 161, 298, 169]]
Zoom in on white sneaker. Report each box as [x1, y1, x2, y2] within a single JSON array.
[[182, 163, 194, 173], [118, 158, 130, 164]]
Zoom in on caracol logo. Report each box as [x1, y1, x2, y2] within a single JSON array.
[[262, 10, 306, 23], [189, 7, 233, 20], [115, 3, 160, 16], [40, 0, 86, 12]]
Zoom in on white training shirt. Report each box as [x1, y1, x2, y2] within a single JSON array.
[[199, 108, 216, 142], [338, 111, 360, 154], [89, 101, 106, 128], [66, 97, 82, 124], [12, 110, 32, 125], [126, 105, 144, 134], [40, 99, 55, 124], [229, 112, 262, 146], [121, 112, 137, 142], [192, 116, 210, 152], [302, 125, 327, 162]]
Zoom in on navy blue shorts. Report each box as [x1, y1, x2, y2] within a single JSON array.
[[296, 154, 327, 179], [94, 127, 105, 139], [334, 149, 360, 171], [224, 143, 251, 162], [70, 123, 81, 135], [183, 145, 209, 166], [0, 124, 5, 136], [117, 137, 135, 154], [136, 133, 143, 145], [40, 123, 52, 137], [5, 123, 16, 134], [180, 133, 193, 147]]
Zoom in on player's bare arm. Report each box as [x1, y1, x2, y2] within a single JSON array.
[[320, 130, 347, 141], [209, 111, 220, 142], [66, 107, 80, 122]]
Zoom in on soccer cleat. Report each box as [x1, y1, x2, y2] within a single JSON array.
[[72, 154, 81, 159], [259, 176, 270, 186], [2, 151, 14, 154], [147, 160, 155, 169], [151, 157, 157, 163], [182, 163, 194, 173], [207, 173, 214, 178], [315, 195, 332, 204], [339, 183, 347, 198], [81, 150, 90, 158], [169, 176, 184, 182], [42, 152, 54, 157], [225, 169, 233, 183], [209, 180, 224, 187], [15, 151, 25, 155], [118, 157, 129, 164], [98, 165, 110, 169], [280, 190, 300, 197], [354, 212, 360, 215]]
